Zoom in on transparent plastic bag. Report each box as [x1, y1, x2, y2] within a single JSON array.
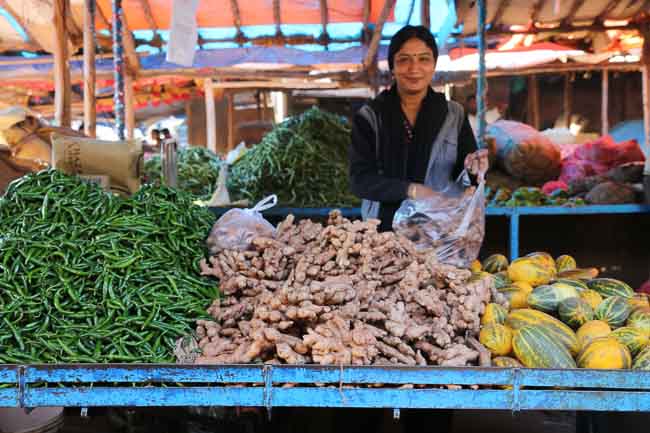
[[206, 195, 277, 254], [393, 175, 486, 268]]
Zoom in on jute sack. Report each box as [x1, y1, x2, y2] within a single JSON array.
[[51, 133, 143, 195]]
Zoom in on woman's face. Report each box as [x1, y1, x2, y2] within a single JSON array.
[[392, 37, 436, 95]]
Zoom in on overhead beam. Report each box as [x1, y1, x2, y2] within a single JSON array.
[[0, 0, 44, 51], [136, 0, 160, 45], [229, 0, 245, 44], [97, 1, 138, 74], [491, 0, 512, 29], [563, 73, 572, 129], [562, 0, 587, 26], [53, 0, 72, 127], [530, 0, 548, 24], [595, 0, 620, 23], [83, 0, 97, 137], [362, 0, 396, 70], [319, 0, 329, 46], [362, 0, 371, 44], [601, 70, 609, 136], [273, 0, 282, 37]]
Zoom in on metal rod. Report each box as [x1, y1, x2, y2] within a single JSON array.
[[476, 0, 488, 148], [112, 0, 126, 140]]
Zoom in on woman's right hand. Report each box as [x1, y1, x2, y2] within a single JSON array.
[[409, 183, 436, 200]]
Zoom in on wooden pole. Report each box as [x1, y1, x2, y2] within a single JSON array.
[[563, 73, 572, 129], [421, 0, 430, 29], [125, 73, 135, 139], [227, 92, 235, 151], [84, 0, 97, 137], [528, 75, 541, 130], [54, 0, 71, 127], [601, 70, 609, 136], [362, 0, 396, 70], [204, 79, 217, 153]]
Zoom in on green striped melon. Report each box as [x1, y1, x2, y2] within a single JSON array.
[[595, 296, 632, 328], [483, 254, 509, 274], [558, 297, 595, 329], [506, 309, 580, 355], [587, 278, 634, 299], [527, 284, 579, 314], [555, 255, 577, 273], [610, 327, 649, 356], [492, 356, 523, 368], [512, 325, 576, 369], [627, 309, 650, 335], [481, 303, 508, 326], [579, 289, 604, 311], [633, 346, 650, 370], [577, 337, 632, 369], [553, 278, 588, 293]]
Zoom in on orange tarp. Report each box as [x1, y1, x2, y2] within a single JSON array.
[[95, 0, 392, 31]]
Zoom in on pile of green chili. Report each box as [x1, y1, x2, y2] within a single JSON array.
[[143, 146, 222, 200], [227, 107, 360, 207], [0, 170, 217, 363]]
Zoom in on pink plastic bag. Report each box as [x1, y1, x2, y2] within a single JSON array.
[[573, 136, 645, 167]]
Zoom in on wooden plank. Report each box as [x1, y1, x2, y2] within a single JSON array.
[[421, 0, 430, 29], [204, 79, 217, 153], [319, 0, 329, 45], [528, 74, 541, 130], [563, 73, 572, 129], [491, 0, 512, 28], [125, 73, 135, 139], [227, 92, 235, 151], [562, 0, 587, 26], [54, 0, 71, 127], [363, 0, 396, 70], [595, 0, 620, 23], [601, 70, 609, 136], [0, 0, 43, 50], [229, 0, 244, 44], [136, 0, 159, 46], [83, 0, 97, 137], [530, 0, 548, 23], [273, 0, 282, 37], [362, 0, 371, 43]]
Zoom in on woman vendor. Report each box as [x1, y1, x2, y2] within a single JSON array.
[[350, 25, 488, 232]]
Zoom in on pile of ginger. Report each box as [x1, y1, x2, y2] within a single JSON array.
[[195, 211, 496, 367]]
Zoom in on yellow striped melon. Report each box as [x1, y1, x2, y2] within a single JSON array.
[[470, 260, 482, 272], [481, 303, 508, 326], [492, 356, 523, 368], [576, 320, 612, 350], [555, 255, 577, 273], [580, 289, 604, 311], [610, 327, 649, 356], [512, 325, 576, 369], [595, 296, 632, 328], [633, 346, 650, 370], [557, 268, 599, 280], [558, 297, 594, 329], [483, 254, 509, 274], [479, 324, 513, 356], [508, 258, 555, 287], [629, 294, 650, 311], [506, 309, 579, 355], [627, 308, 650, 335], [577, 337, 632, 370], [498, 285, 529, 310]]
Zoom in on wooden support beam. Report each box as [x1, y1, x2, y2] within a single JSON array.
[[491, 0, 512, 28], [530, 0, 548, 24], [528, 75, 541, 130], [204, 79, 217, 153], [421, 0, 430, 29], [96, 2, 111, 32], [122, 18, 140, 76], [227, 91, 235, 151], [562, 0, 587, 26], [363, 0, 396, 70], [54, 0, 71, 127], [362, 0, 371, 44], [136, 0, 159, 41], [125, 73, 135, 139], [601, 70, 609, 136], [83, 0, 97, 137], [319, 0, 329, 46], [229, 0, 245, 44], [595, 0, 619, 23], [563, 73, 572, 129], [0, 0, 44, 51], [273, 0, 282, 37]]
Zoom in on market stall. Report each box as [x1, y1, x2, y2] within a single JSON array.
[[1, 2, 650, 431]]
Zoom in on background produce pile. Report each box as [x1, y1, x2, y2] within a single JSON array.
[[485, 185, 585, 207], [192, 211, 496, 366], [227, 107, 360, 207], [143, 147, 223, 200], [0, 170, 217, 363], [474, 252, 650, 370]]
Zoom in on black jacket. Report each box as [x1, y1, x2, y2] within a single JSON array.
[[349, 86, 477, 231]]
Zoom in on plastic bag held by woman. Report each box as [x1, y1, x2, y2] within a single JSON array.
[[206, 195, 277, 254], [393, 170, 486, 268]]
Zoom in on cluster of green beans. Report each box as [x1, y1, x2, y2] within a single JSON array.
[[227, 107, 360, 207], [143, 147, 223, 200], [0, 170, 217, 363]]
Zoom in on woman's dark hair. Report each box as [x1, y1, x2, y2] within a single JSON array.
[[388, 25, 438, 70]]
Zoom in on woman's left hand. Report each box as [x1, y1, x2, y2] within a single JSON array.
[[464, 149, 489, 181]]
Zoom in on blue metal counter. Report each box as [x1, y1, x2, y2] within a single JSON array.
[[1, 364, 650, 411], [209, 204, 650, 262]]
